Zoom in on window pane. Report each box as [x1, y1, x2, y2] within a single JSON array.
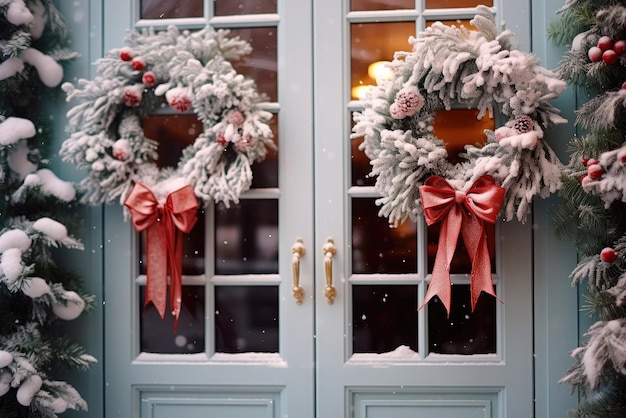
[[142, 114, 202, 169], [352, 284, 418, 353], [427, 222, 495, 274], [351, 22, 414, 100], [352, 198, 417, 274], [425, 0, 493, 8], [215, 199, 278, 275], [251, 114, 278, 189], [141, 0, 203, 19], [139, 209, 206, 276], [351, 133, 375, 187], [215, 285, 279, 353], [351, 0, 415, 11], [139, 285, 205, 354], [427, 285, 496, 355], [226, 27, 278, 102], [214, 0, 277, 15], [432, 109, 494, 164]]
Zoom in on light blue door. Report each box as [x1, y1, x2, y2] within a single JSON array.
[[102, 1, 534, 417]]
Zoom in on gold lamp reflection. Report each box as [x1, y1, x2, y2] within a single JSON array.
[[352, 61, 392, 100]]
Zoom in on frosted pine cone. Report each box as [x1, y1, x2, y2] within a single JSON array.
[[513, 115, 534, 134], [226, 110, 245, 126], [123, 85, 143, 107], [166, 88, 192, 112], [393, 86, 425, 117]]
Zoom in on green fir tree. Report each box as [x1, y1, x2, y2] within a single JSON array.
[[549, 1, 626, 417], [0, 1, 95, 417]]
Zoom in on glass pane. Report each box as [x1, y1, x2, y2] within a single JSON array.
[[427, 222, 495, 274], [215, 285, 279, 353], [251, 115, 278, 189], [214, 0, 277, 15], [138, 208, 206, 276], [351, 22, 415, 99], [215, 199, 278, 275], [142, 114, 202, 168], [352, 198, 417, 274], [226, 27, 278, 102], [139, 285, 205, 354], [351, 0, 415, 11], [425, 0, 493, 8], [433, 109, 494, 164], [427, 285, 496, 354], [352, 285, 418, 354], [351, 133, 375, 187], [141, 0, 203, 19]]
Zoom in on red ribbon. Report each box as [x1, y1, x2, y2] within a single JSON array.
[[124, 183, 198, 330], [418, 175, 504, 316]]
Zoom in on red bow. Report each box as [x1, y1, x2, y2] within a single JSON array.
[[124, 183, 198, 330], [418, 175, 504, 315]]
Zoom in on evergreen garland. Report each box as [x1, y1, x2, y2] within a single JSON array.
[[0, 0, 95, 416], [549, 1, 626, 417]]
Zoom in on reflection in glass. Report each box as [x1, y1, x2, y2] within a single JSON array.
[[351, 134, 375, 187], [427, 222, 495, 274], [214, 0, 277, 15], [142, 114, 202, 169], [215, 199, 279, 275], [215, 286, 279, 353], [138, 209, 206, 276], [351, 22, 414, 99], [352, 198, 417, 274], [140, 285, 205, 354], [140, 0, 203, 19], [251, 115, 279, 189], [425, 0, 493, 7], [351, 0, 414, 11], [225, 27, 278, 102], [353, 285, 418, 353], [427, 285, 496, 354]]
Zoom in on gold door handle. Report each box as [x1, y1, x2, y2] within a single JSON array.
[[322, 237, 337, 304], [292, 238, 306, 304]]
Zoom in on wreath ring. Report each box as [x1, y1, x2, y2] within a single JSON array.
[[61, 26, 275, 207], [352, 6, 567, 226]]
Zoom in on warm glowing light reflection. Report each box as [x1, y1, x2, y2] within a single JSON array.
[[367, 61, 392, 81]]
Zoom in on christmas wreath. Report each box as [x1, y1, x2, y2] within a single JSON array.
[[352, 6, 567, 226], [352, 6, 568, 313], [61, 26, 275, 207]]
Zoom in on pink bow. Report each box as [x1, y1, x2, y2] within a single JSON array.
[[124, 183, 198, 330], [418, 175, 504, 315]]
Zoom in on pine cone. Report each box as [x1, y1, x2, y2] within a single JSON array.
[[513, 115, 534, 133]]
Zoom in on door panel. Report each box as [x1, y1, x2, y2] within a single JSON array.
[[103, 1, 313, 417], [313, 1, 533, 417]]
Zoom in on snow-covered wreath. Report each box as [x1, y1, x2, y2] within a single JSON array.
[[61, 26, 274, 207], [352, 6, 567, 313], [353, 6, 567, 226]]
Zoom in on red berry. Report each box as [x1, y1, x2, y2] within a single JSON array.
[[119, 47, 133, 61], [600, 247, 617, 263], [615, 40, 626, 55], [598, 36, 614, 51], [131, 58, 145, 71], [603, 49, 618, 65], [586, 158, 599, 167], [622, 81, 626, 90], [581, 157, 589, 166], [142, 71, 156, 87], [581, 175, 592, 187], [588, 46, 603, 62], [619, 149, 626, 164], [587, 163, 604, 179]]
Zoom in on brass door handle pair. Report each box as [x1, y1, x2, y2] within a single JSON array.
[[291, 237, 337, 304]]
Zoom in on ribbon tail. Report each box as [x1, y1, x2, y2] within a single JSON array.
[[461, 215, 497, 311], [420, 208, 461, 316], [166, 220, 184, 332], [146, 223, 168, 319]]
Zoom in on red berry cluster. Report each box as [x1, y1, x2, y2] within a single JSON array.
[[580, 157, 605, 186], [119, 48, 157, 88], [588, 36, 626, 65], [600, 247, 618, 263]]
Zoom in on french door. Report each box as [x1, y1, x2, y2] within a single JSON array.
[[103, 1, 533, 417]]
